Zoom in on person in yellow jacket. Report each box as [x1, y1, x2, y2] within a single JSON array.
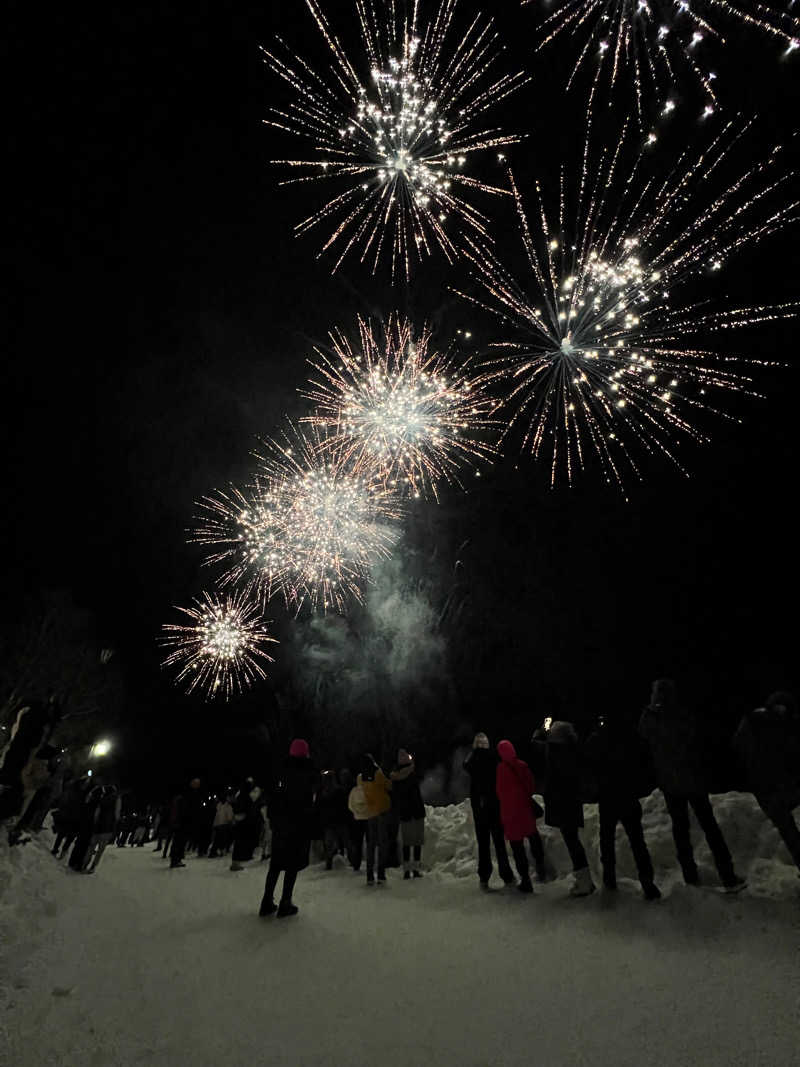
[[356, 753, 392, 885]]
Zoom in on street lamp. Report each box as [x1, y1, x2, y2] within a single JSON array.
[[90, 738, 112, 758]]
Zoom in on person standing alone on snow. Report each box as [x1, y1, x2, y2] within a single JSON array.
[[639, 679, 745, 893], [358, 754, 392, 885], [390, 749, 426, 879], [260, 739, 317, 919], [464, 733, 515, 890], [733, 691, 800, 877], [495, 740, 548, 894]]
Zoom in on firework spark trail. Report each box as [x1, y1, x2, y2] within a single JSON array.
[[453, 118, 800, 489], [302, 315, 496, 499], [262, 0, 528, 278], [527, 0, 799, 120], [195, 426, 403, 614], [161, 590, 278, 700]]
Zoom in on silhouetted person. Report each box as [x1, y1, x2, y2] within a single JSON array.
[[169, 778, 203, 869], [390, 749, 426, 879], [464, 733, 515, 889], [260, 739, 316, 919], [639, 679, 745, 892], [532, 720, 595, 897], [584, 716, 661, 900], [733, 691, 800, 874], [316, 771, 349, 870]]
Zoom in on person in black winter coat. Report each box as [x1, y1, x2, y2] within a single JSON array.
[[733, 690, 800, 873], [639, 679, 745, 892], [230, 779, 263, 871], [463, 733, 515, 889], [390, 749, 426, 879], [260, 739, 317, 919], [52, 776, 91, 858], [69, 783, 104, 871], [85, 785, 121, 873], [316, 771, 349, 870], [531, 720, 595, 897], [584, 716, 661, 899], [169, 778, 204, 869]]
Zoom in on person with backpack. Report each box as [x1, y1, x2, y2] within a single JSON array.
[[639, 679, 746, 893], [495, 740, 547, 894], [733, 690, 800, 875], [259, 739, 317, 919], [357, 754, 392, 886], [390, 749, 426, 879], [584, 716, 661, 900]]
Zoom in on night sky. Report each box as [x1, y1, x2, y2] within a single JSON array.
[[6, 3, 799, 794]]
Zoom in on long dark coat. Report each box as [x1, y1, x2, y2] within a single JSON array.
[[269, 757, 317, 872]]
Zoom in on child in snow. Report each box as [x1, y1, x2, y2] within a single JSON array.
[[390, 749, 425, 879]]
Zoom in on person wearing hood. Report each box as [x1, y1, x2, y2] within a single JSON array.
[[495, 740, 547, 894], [390, 749, 426, 879], [733, 690, 800, 874], [639, 679, 745, 892], [169, 778, 204, 869], [357, 753, 392, 885], [259, 739, 317, 919], [531, 720, 595, 897], [584, 716, 661, 900], [464, 733, 515, 889]]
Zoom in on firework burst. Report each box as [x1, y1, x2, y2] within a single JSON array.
[[528, 0, 799, 119], [195, 427, 402, 613], [161, 591, 278, 700], [263, 0, 528, 278], [455, 118, 799, 488], [302, 315, 496, 498]]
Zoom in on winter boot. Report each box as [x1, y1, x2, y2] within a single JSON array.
[[277, 901, 299, 918], [681, 862, 700, 886], [366, 873, 375, 886], [259, 896, 277, 917], [403, 870, 411, 880], [230, 861, 244, 872], [518, 876, 534, 894], [569, 867, 596, 897], [412, 869, 423, 878], [642, 882, 662, 901]]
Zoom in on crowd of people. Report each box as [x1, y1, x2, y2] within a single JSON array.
[[2, 680, 799, 921]]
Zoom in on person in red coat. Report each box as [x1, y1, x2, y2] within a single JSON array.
[[496, 740, 548, 893]]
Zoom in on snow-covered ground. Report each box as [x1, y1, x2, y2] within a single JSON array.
[[2, 793, 799, 1067]]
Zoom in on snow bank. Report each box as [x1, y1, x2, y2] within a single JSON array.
[[425, 791, 800, 895]]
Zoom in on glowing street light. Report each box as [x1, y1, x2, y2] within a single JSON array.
[[90, 739, 112, 758]]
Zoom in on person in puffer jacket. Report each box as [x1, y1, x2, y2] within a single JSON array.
[[495, 740, 548, 894], [733, 691, 800, 874], [357, 754, 392, 885], [464, 733, 515, 889]]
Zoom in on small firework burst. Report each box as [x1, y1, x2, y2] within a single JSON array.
[[263, 0, 528, 277], [455, 118, 799, 488], [528, 0, 799, 120], [302, 315, 496, 498], [256, 425, 403, 612], [161, 591, 278, 700]]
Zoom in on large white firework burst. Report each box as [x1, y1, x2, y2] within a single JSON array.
[[528, 0, 799, 119], [302, 315, 496, 498], [195, 426, 403, 613], [455, 117, 799, 489], [160, 590, 278, 700], [263, 0, 528, 278]]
